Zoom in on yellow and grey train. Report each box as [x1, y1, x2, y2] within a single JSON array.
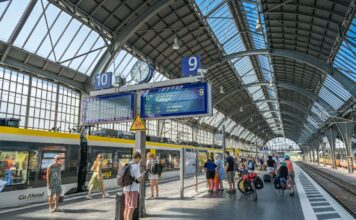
[[0, 126, 223, 208]]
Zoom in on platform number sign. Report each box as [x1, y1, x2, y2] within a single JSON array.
[[95, 72, 112, 90], [181, 55, 200, 77]]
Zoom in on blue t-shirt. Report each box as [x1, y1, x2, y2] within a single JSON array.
[[225, 156, 234, 172], [204, 160, 217, 172]]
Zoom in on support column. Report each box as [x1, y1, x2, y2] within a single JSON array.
[[325, 127, 338, 169], [192, 126, 198, 143], [222, 125, 226, 162], [135, 130, 146, 217], [180, 148, 185, 198], [321, 142, 326, 167], [335, 118, 354, 173], [134, 91, 147, 217], [312, 149, 315, 163]]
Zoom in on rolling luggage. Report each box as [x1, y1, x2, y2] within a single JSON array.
[[263, 174, 271, 182]]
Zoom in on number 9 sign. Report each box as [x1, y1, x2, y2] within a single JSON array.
[[181, 55, 200, 77]]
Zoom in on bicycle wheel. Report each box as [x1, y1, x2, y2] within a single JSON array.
[[237, 178, 245, 194]]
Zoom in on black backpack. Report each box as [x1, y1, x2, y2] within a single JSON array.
[[149, 160, 160, 175], [254, 176, 264, 190], [117, 164, 135, 187]]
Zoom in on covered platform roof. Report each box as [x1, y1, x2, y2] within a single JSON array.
[[0, 0, 355, 149]]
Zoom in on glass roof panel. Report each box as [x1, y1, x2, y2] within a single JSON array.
[[12, 0, 107, 76], [0, 0, 31, 42], [333, 18, 356, 82]]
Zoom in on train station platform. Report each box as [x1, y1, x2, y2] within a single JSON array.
[[1, 163, 354, 220]]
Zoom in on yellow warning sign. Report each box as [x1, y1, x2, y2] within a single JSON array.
[[130, 115, 147, 131]]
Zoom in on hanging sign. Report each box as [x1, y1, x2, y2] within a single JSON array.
[[94, 72, 112, 90], [181, 55, 200, 77]]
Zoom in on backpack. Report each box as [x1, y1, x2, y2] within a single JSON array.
[[149, 160, 160, 175], [244, 179, 253, 192], [117, 164, 135, 187], [254, 176, 264, 190], [274, 177, 281, 189]]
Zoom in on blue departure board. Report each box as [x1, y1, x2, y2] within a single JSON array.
[[140, 82, 212, 119], [82, 93, 134, 124]]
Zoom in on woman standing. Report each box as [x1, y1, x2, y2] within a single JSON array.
[[204, 157, 217, 192], [147, 153, 160, 199], [214, 155, 224, 191], [86, 154, 109, 199], [46, 155, 62, 213]]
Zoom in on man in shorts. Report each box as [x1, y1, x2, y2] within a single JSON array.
[[124, 152, 145, 220], [225, 151, 235, 193]]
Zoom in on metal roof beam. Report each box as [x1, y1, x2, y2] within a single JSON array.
[[88, 0, 175, 85], [209, 49, 356, 97]]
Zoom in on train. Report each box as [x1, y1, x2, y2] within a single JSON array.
[[318, 148, 356, 169], [0, 126, 223, 208]]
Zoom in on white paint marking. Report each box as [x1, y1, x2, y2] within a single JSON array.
[[296, 164, 355, 220]]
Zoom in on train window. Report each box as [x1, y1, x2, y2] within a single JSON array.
[[0, 151, 29, 186], [101, 153, 113, 170], [41, 152, 66, 171]]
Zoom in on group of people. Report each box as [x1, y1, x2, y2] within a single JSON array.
[[45, 152, 161, 220], [203, 151, 257, 193], [203, 151, 295, 196], [267, 154, 295, 196]]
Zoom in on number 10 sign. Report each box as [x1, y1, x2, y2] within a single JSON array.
[[181, 55, 200, 77], [95, 72, 112, 90]]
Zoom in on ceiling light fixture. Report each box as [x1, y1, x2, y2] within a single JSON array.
[[219, 85, 224, 94], [269, 80, 273, 87], [250, 118, 253, 123], [256, 18, 262, 32], [240, 107, 243, 112], [172, 34, 180, 50]]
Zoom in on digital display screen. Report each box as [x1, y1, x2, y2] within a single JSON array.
[[82, 92, 134, 124], [140, 82, 211, 119]]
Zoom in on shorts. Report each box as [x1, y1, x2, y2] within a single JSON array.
[[206, 170, 215, 179], [267, 167, 275, 173], [226, 171, 235, 184], [148, 173, 159, 180], [124, 191, 139, 209]]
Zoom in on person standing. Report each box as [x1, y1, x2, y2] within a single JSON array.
[[224, 151, 235, 193], [87, 154, 109, 199], [266, 155, 276, 179], [124, 152, 145, 220], [46, 155, 62, 213], [284, 155, 295, 196], [147, 153, 160, 199], [204, 157, 217, 192], [214, 155, 225, 191]]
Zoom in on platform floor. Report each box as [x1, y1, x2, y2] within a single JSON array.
[[1, 164, 354, 220]]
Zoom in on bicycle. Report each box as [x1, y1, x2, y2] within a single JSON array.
[[237, 170, 258, 201]]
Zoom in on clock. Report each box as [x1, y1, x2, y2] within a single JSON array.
[[130, 60, 154, 84]]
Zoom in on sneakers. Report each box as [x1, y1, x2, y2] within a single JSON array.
[[102, 192, 110, 199], [86, 195, 92, 200]]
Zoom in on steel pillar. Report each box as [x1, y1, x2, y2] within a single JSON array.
[[325, 127, 338, 169], [335, 118, 354, 173]]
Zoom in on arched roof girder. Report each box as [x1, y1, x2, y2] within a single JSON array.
[[88, 0, 175, 84], [208, 49, 356, 97], [216, 81, 334, 114]]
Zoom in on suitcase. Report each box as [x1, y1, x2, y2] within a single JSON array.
[[263, 174, 271, 182]]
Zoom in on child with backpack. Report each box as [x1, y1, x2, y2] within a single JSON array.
[[147, 153, 161, 199]]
